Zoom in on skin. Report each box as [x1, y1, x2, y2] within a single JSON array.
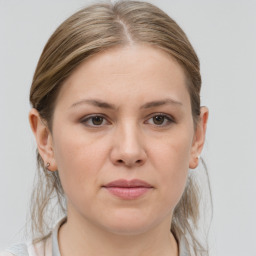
[[29, 44, 208, 256]]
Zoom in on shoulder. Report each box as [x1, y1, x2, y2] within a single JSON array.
[[0, 252, 15, 256], [0, 243, 29, 256], [1, 216, 66, 256], [0, 237, 52, 256], [178, 236, 190, 256]]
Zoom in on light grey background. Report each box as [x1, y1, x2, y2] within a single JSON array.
[[1, 0, 256, 255]]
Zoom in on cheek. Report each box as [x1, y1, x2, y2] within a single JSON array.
[[52, 129, 109, 198], [149, 127, 193, 205]]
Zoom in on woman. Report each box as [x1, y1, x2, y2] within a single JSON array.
[[1, 1, 210, 255]]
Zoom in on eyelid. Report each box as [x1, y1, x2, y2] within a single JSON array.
[[145, 112, 175, 125], [80, 114, 111, 127], [79, 112, 175, 127]]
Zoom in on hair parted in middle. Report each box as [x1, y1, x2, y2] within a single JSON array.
[[29, 1, 211, 255]]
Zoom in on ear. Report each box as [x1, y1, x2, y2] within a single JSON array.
[[29, 108, 57, 171], [189, 106, 209, 169]]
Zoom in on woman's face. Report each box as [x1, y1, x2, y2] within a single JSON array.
[[46, 45, 203, 234]]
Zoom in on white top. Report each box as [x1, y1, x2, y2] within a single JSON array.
[[1, 218, 189, 256]]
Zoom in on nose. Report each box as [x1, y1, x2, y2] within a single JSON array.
[[110, 122, 147, 168]]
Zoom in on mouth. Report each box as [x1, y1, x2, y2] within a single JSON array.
[[102, 179, 154, 200]]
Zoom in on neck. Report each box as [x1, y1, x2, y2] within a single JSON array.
[[58, 212, 178, 256]]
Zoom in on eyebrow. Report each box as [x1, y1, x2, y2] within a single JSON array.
[[140, 98, 183, 109], [70, 98, 182, 109], [70, 99, 116, 109]]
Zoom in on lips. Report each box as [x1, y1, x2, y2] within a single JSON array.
[[103, 179, 153, 200]]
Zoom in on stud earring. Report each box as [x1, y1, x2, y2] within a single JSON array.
[[45, 162, 50, 169]]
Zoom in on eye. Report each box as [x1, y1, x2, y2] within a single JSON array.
[[146, 114, 174, 126], [81, 115, 109, 127]]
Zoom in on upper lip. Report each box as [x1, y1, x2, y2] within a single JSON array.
[[104, 179, 153, 188]]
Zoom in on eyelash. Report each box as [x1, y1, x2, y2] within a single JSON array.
[[80, 113, 175, 128], [145, 113, 174, 126], [80, 114, 109, 127]]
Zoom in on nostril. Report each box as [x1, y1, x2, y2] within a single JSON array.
[[115, 159, 143, 166]]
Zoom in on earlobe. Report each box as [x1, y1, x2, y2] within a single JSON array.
[[189, 107, 209, 169], [29, 108, 57, 171]]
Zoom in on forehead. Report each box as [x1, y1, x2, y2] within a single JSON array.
[[55, 44, 190, 110]]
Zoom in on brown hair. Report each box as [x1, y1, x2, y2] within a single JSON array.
[[29, 1, 211, 255]]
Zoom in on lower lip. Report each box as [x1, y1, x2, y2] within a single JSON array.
[[104, 187, 152, 200]]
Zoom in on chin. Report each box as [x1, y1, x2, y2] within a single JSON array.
[[104, 222, 154, 236], [98, 209, 161, 236]]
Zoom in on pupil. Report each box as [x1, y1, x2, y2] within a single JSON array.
[[153, 115, 164, 125], [92, 116, 103, 125]]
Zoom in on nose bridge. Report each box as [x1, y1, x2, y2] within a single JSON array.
[[111, 118, 146, 166], [124, 122, 141, 150]]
